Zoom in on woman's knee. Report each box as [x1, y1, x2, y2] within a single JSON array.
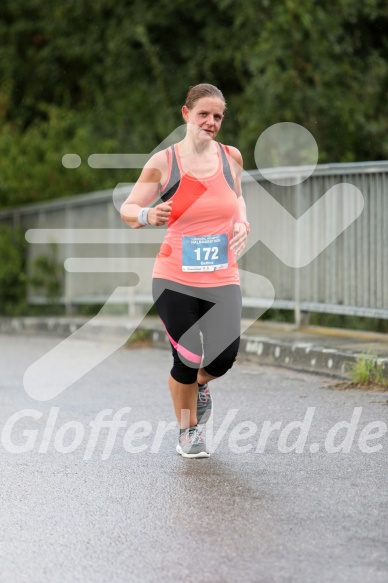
[[203, 338, 240, 378], [170, 360, 199, 385]]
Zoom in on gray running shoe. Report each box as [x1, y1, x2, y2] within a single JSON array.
[[176, 426, 210, 458], [197, 383, 213, 425]]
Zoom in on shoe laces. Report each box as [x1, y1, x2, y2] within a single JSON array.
[[183, 426, 204, 445], [197, 384, 209, 404]]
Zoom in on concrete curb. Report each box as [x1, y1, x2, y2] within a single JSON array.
[[238, 335, 358, 378], [1, 316, 388, 380]]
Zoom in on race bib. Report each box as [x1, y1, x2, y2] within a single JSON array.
[[182, 233, 228, 272]]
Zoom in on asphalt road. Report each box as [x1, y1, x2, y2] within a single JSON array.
[[0, 335, 387, 583]]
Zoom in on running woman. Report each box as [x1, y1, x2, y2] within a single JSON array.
[[120, 83, 249, 458]]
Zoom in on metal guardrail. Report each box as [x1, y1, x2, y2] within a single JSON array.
[[1, 160, 388, 322]]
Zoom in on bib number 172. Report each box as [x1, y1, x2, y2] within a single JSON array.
[[194, 247, 219, 261], [181, 233, 228, 271]]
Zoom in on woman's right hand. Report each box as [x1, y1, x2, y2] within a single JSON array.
[[147, 200, 173, 226]]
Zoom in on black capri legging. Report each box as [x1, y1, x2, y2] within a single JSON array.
[[152, 278, 242, 385]]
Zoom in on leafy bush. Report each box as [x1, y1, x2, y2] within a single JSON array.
[[29, 243, 64, 303], [0, 225, 27, 315]]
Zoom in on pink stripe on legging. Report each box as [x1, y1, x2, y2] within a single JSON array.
[[164, 329, 202, 364]]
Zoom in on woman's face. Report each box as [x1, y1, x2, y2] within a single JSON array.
[[182, 97, 225, 141]]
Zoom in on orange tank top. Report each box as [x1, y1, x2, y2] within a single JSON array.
[[152, 142, 240, 287]]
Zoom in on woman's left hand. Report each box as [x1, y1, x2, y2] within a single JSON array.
[[230, 222, 248, 256]]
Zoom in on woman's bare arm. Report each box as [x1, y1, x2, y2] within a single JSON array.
[[120, 150, 173, 228]]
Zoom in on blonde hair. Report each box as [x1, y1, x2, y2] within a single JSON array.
[[185, 84, 226, 110]]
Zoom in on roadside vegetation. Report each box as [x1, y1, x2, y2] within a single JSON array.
[[332, 353, 388, 392]]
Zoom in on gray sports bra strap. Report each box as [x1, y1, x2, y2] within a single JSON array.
[[160, 146, 181, 201], [218, 143, 235, 191]]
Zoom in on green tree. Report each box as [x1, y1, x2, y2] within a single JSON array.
[[0, 0, 387, 209], [0, 226, 27, 315]]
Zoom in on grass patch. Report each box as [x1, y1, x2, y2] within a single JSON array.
[[349, 354, 387, 386], [330, 353, 388, 392]]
